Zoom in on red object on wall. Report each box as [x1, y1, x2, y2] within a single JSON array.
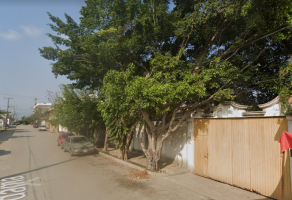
[[278, 131, 292, 153]]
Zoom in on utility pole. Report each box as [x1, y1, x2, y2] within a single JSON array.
[[4, 97, 12, 130], [33, 96, 38, 106], [13, 106, 16, 123]]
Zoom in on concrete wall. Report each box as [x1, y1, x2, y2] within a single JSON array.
[[192, 96, 283, 119], [130, 119, 195, 171]]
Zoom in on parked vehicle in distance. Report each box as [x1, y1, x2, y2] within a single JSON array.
[[39, 125, 47, 131], [62, 136, 95, 156], [58, 132, 75, 146], [33, 123, 39, 128]]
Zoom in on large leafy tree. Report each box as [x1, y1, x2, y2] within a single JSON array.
[[40, 0, 292, 170]]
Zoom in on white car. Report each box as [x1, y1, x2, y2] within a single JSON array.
[[39, 125, 47, 131]]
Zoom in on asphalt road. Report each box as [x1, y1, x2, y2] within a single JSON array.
[[0, 125, 213, 200]]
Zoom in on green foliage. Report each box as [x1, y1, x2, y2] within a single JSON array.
[[0, 110, 6, 119], [23, 107, 50, 124], [52, 85, 105, 139], [100, 66, 142, 145]]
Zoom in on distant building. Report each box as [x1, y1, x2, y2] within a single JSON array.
[[34, 103, 52, 125], [34, 103, 52, 111]]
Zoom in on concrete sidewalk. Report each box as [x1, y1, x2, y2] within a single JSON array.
[[99, 148, 272, 200]]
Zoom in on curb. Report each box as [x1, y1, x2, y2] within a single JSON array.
[[98, 151, 166, 177]]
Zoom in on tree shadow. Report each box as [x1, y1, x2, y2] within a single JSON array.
[[0, 150, 11, 156], [0, 157, 81, 179], [14, 130, 31, 133], [0, 129, 15, 145], [10, 136, 34, 139]]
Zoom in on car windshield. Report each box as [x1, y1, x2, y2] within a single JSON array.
[[40, 125, 46, 127], [72, 137, 87, 143], [63, 133, 74, 139]]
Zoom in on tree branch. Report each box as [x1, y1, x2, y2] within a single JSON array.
[[142, 111, 155, 131]]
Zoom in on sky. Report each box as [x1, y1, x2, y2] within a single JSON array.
[[0, 0, 87, 119]]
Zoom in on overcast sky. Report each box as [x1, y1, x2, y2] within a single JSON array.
[[0, 0, 86, 119]]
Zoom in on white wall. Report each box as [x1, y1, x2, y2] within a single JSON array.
[[59, 125, 68, 132], [130, 119, 195, 171]]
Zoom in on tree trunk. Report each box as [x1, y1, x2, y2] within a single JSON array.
[[94, 136, 99, 147], [119, 125, 135, 161], [119, 148, 125, 160], [141, 138, 163, 171], [124, 148, 129, 161], [103, 129, 110, 151]]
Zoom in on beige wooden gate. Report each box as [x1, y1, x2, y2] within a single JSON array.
[[194, 117, 291, 199]]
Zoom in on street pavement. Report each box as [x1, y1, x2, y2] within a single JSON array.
[[0, 125, 272, 200]]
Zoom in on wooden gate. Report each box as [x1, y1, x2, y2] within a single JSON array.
[[194, 117, 291, 199]]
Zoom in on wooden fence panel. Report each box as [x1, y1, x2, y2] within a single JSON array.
[[194, 117, 291, 200], [194, 120, 209, 177], [249, 118, 268, 196], [208, 119, 233, 184], [231, 118, 251, 190]]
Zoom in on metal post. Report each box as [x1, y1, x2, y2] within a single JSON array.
[[4, 97, 12, 130]]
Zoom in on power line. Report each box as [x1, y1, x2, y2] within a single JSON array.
[[0, 93, 46, 99]]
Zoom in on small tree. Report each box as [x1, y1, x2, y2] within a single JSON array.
[[100, 69, 142, 160], [51, 85, 105, 145]]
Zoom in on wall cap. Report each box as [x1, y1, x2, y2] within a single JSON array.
[[258, 96, 279, 109], [242, 111, 266, 117]]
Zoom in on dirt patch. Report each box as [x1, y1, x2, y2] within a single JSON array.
[[130, 169, 150, 179]]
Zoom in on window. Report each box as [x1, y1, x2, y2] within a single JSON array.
[[72, 137, 87, 143], [63, 133, 74, 139]]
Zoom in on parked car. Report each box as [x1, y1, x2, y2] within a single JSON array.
[[58, 132, 75, 146], [39, 125, 47, 131], [33, 123, 39, 128], [62, 136, 95, 156]]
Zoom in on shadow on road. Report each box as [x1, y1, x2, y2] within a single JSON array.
[[0, 157, 81, 179], [10, 136, 34, 139], [0, 129, 15, 145], [14, 129, 30, 133], [0, 150, 11, 156]]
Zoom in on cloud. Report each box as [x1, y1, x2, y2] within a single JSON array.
[[20, 26, 42, 38], [0, 30, 22, 40]]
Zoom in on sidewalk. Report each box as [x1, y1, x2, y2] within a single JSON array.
[[99, 148, 272, 200], [102, 147, 188, 175]]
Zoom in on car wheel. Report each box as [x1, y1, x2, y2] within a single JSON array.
[[57, 141, 60, 146], [70, 149, 74, 157], [61, 144, 64, 149]]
